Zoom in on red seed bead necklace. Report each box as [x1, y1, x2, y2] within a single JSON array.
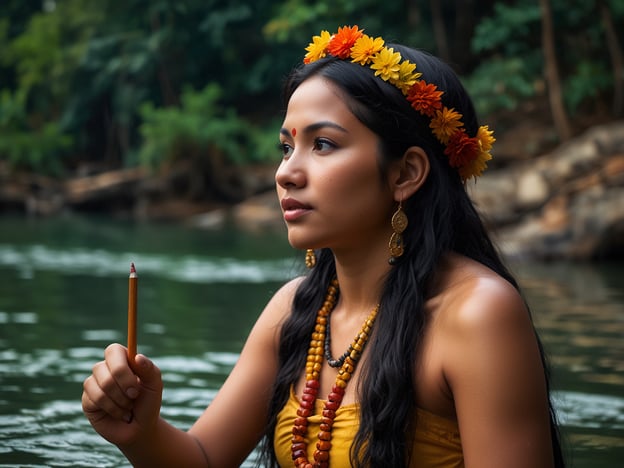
[[291, 278, 379, 468]]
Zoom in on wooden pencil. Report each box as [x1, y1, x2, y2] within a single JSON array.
[[127, 262, 138, 361]]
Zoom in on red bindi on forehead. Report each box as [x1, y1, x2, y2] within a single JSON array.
[[291, 128, 297, 137]]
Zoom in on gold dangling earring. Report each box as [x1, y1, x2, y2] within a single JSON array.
[[388, 201, 408, 265], [305, 249, 317, 269]]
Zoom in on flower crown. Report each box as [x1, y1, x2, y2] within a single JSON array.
[[303, 25, 495, 181]]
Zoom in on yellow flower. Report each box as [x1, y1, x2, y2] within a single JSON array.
[[430, 107, 464, 144], [304, 30, 332, 64], [390, 60, 421, 95], [459, 147, 493, 181], [476, 125, 495, 152], [350, 34, 385, 65], [370, 47, 402, 82]]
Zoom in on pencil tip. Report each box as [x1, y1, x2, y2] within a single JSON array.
[[130, 262, 136, 273]]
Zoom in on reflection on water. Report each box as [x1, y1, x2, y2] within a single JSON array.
[[514, 261, 624, 392], [0, 216, 622, 467], [510, 262, 624, 466]]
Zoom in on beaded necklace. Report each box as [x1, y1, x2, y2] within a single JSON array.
[[291, 278, 379, 468]]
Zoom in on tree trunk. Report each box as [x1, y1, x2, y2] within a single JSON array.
[[454, 0, 475, 73], [539, 0, 572, 141], [150, 13, 179, 107], [429, 0, 450, 63], [599, 0, 624, 117], [405, 0, 421, 28]]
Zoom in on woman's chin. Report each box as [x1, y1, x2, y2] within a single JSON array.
[[286, 235, 310, 251]]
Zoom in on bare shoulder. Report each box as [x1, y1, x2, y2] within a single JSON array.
[[255, 276, 305, 329], [434, 255, 529, 336], [435, 255, 540, 382], [430, 255, 554, 467]]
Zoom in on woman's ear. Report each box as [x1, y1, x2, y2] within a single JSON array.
[[388, 146, 430, 201]]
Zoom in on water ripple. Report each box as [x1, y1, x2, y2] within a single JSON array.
[[555, 391, 624, 430], [0, 244, 296, 283]]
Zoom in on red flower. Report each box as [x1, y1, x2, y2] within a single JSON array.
[[444, 130, 479, 168], [407, 80, 443, 117], [327, 25, 364, 59]]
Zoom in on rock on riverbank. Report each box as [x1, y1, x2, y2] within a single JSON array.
[[468, 120, 624, 260]]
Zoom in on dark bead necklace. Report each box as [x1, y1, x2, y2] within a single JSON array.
[[324, 316, 353, 368]]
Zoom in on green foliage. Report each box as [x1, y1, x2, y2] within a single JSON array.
[[0, 90, 72, 175], [262, 0, 431, 54], [564, 60, 612, 112], [609, 0, 624, 16], [463, 55, 540, 117], [0, 1, 104, 173], [263, 1, 331, 42], [470, 0, 623, 118], [138, 84, 279, 168], [472, 2, 541, 54]]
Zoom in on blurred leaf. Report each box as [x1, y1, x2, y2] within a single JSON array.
[[0, 90, 72, 175], [564, 60, 612, 112], [463, 54, 541, 117], [472, 1, 541, 54]]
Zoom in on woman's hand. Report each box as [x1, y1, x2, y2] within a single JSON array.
[[82, 343, 164, 447]]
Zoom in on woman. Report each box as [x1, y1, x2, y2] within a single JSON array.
[[82, 26, 565, 467]]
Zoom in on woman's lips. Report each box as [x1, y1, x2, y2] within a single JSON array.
[[281, 198, 312, 221]]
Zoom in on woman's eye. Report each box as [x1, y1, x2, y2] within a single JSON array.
[[313, 138, 335, 153], [280, 142, 293, 158]]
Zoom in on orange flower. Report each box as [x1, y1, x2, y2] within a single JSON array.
[[407, 80, 443, 117], [350, 34, 384, 65], [327, 25, 364, 59], [304, 30, 332, 64], [430, 107, 464, 144], [444, 130, 479, 169]]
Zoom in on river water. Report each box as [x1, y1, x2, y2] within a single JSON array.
[[0, 215, 622, 467]]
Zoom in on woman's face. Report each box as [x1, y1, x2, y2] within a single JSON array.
[[276, 76, 395, 253]]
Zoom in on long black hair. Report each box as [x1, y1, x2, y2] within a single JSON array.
[[259, 45, 565, 467]]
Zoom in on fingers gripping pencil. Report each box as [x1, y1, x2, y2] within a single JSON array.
[[127, 263, 138, 361]]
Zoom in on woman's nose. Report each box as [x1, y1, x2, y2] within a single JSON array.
[[275, 153, 306, 189]]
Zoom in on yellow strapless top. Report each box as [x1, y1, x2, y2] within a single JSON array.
[[275, 386, 463, 467]]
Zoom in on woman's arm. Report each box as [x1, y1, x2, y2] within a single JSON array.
[[82, 278, 301, 468], [443, 275, 555, 468]]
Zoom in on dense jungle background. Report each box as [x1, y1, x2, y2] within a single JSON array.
[[1, 0, 623, 259]]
